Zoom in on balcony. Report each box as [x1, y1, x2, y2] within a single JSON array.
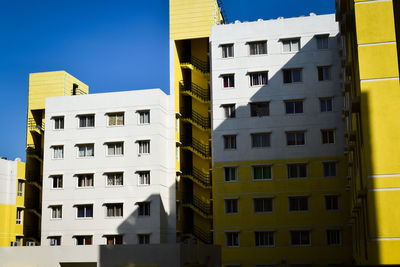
[[26, 173, 42, 189], [25, 197, 41, 217], [180, 81, 210, 103], [181, 136, 211, 160], [26, 144, 43, 162], [180, 108, 210, 131], [180, 56, 210, 74], [28, 119, 44, 134], [182, 168, 211, 189], [183, 194, 212, 219], [71, 88, 87, 95]]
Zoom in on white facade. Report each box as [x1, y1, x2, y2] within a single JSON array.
[[41, 89, 176, 246], [210, 14, 344, 162], [0, 158, 20, 205]]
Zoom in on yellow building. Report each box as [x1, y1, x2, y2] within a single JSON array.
[[24, 71, 88, 245], [336, 0, 400, 264], [0, 158, 25, 246], [170, 0, 224, 243]]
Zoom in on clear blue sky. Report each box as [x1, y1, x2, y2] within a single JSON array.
[[0, 0, 335, 161]]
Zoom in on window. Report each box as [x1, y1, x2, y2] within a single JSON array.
[[137, 234, 150, 244], [138, 110, 150, 124], [138, 202, 150, 216], [249, 72, 268, 86], [226, 232, 239, 247], [224, 167, 237, 182], [249, 41, 267, 55], [77, 174, 94, 187], [250, 102, 269, 117], [283, 69, 302, 83], [107, 112, 124, 126], [106, 203, 123, 217], [251, 133, 270, 148], [106, 172, 123, 186], [323, 162, 337, 177], [253, 166, 272, 180], [254, 198, 273, 213], [222, 104, 236, 118], [320, 98, 333, 112], [52, 145, 64, 159], [49, 236, 61, 246], [327, 230, 341, 245], [322, 130, 335, 144], [225, 199, 238, 214], [16, 208, 22, 224], [287, 164, 307, 178], [289, 196, 309, 211], [53, 116, 64, 130], [317, 36, 329, 49], [76, 205, 93, 218], [282, 38, 300, 52], [78, 114, 95, 128], [255, 231, 274, 247], [106, 142, 124, 156], [50, 205, 62, 219], [223, 135, 237, 149], [138, 140, 150, 154], [222, 74, 235, 88], [290, 231, 310, 246], [318, 66, 331, 81], [221, 44, 234, 58], [325, 195, 339, 211], [75, 235, 92, 245], [105, 235, 123, 245], [286, 131, 305, 145], [285, 100, 303, 114], [51, 175, 63, 189], [78, 144, 94, 157], [17, 181, 23, 196], [138, 171, 150, 185]]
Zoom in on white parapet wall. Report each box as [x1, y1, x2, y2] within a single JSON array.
[[42, 89, 176, 246]]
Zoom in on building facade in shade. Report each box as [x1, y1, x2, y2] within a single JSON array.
[[336, 0, 400, 264], [210, 14, 353, 266], [170, 0, 225, 244], [24, 71, 88, 245], [0, 158, 25, 246], [41, 89, 176, 246]]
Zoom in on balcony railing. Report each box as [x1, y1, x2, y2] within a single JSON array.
[[191, 225, 213, 244], [183, 194, 212, 217], [26, 144, 43, 160], [180, 108, 210, 130], [180, 81, 210, 102], [25, 197, 41, 214], [182, 167, 211, 188], [181, 135, 211, 159], [71, 88, 87, 95], [181, 56, 210, 73], [28, 119, 44, 133]]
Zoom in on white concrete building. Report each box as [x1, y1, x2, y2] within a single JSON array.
[[41, 89, 176, 246], [210, 13, 344, 163]]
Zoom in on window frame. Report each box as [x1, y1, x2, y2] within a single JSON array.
[[137, 171, 150, 186], [222, 74, 235, 88], [137, 234, 150, 244], [253, 197, 273, 213], [327, 229, 341, 246], [316, 35, 329, 50], [106, 142, 124, 156], [252, 165, 272, 180], [282, 38, 300, 53], [224, 198, 239, 214], [51, 175, 63, 189], [105, 235, 123, 245], [105, 203, 123, 218], [248, 41, 268, 55], [17, 180, 24, 196], [283, 69, 303, 83], [78, 114, 95, 128], [288, 196, 309, 212], [226, 232, 240, 247], [75, 235, 92, 245], [76, 204, 93, 219], [138, 140, 150, 154], [325, 195, 339, 211], [138, 202, 151, 216], [49, 236, 61, 246], [52, 116, 64, 130], [223, 135, 237, 150], [16, 208, 23, 224], [290, 230, 311, 246], [249, 71, 268, 86], [251, 133, 271, 148], [318, 66, 331, 81], [224, 167, 237, 182], [320, 97, 333, 112], [52, 145, 64, 159], [222, 104, 236, 119], [138, 110, 150, 125], [107, 112, 124, 126], [221, 43, 234, 58], [286, 131, 306, 146], [285, 100, 304, 115], [50, 205, 62, 219], [323, 162, 337, 177], [287, 163, 308, 179], [77, 144, 94, 158], [254, 231, 275, 247], [250, 102, 269, 117], [321, 129, 335, 144], [76, 173, 94, 188], [106, 172, 124, 186]]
